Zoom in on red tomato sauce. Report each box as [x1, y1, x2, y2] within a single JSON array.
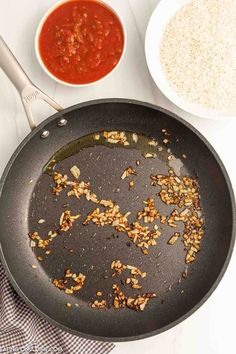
[[39, 0, 124, 84]]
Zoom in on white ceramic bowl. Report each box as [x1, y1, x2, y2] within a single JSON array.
[[35, 0, 126, 87], [145, 0, 236, 119]]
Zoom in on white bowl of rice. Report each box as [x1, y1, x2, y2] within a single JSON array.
[[145, 0, 236, 119]]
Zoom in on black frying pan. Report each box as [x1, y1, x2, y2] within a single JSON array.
[[0, 37, 235, 342]]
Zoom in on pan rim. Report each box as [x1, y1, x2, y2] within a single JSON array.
[[0, 98, 235, 342]]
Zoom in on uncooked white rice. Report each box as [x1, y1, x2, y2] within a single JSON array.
[[160, 0, 236, 110]]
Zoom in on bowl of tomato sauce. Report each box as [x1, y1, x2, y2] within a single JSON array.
[[35, 0, 126, 86]]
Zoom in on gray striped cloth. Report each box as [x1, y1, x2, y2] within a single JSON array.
[[0, 264, 115, 354]]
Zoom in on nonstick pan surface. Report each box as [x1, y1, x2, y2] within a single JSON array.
[[0, 99, 235, 341]]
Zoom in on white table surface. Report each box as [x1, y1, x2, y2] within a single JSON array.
[[0, 1, 235, 353]]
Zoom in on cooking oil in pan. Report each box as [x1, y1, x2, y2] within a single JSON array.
[[44, 131, 184, 176]]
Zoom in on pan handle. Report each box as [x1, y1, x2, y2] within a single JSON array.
[[0, 36, 63, 130]]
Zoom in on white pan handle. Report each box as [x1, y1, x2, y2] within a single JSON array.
[[0, 36, 63, 130]]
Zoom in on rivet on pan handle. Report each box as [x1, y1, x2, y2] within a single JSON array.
[[0, 36, 63, 130]]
